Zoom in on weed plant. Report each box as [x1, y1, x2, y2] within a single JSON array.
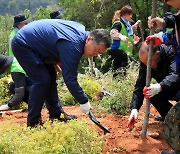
[[0, 75, 13, 105], [58, 75, 101, 106], [0, 120, 103, 154], [0, 75, 27, 109], [96, 67, 138, 115]]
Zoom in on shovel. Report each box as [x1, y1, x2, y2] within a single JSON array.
[[89, 110, 110, 134]]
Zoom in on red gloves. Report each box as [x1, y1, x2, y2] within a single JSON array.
[[145, 32, 163, 45], [127, 109, 138, 131], [143, 84, 162, 99]]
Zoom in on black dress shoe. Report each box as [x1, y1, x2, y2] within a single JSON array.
[[63, 113, 77, 121], [49, 113, 77, 122]]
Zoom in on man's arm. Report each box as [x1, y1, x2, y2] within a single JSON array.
[[127, 63, 147, 130], [130, 63, 147, 110], [159, 45, 180, 91], [58, 40, 88, 104]]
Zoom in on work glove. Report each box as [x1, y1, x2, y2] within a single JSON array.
[[110, 29, 128, 42], [145, 32, 164, 45], [143, 83, 162, 99], [127, 109, 138, 131], [119, 34, 128, 42], [0, 104, 10, 111], [80, 101, 91, 114], [110, 29, 120, 40]]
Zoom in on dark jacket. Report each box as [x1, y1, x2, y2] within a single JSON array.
[[15, 19, 89, 104], [131, 44, 180, 110], [164, 11, 180, 46]]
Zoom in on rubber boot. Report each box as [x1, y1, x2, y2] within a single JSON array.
[[8, 87, 25, 107]]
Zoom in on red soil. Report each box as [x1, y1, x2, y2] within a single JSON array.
[[0, 104, 172, 154]]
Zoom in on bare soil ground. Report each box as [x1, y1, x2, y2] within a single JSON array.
[[0, 103, 172, 154]]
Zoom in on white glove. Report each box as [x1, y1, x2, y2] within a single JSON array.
[[80, 101, 91, 114], [110, 29, 120, 40], [147, 83, 162, 98], [127, 109, 138, 130], [146, 32, 164, 46], [118, 34, 128, 42], [110, 29, 128, 42], [0, 104, 10, 111], [129, 109, 138, 121]]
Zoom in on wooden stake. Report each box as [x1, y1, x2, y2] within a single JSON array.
[[141, 0, 157, 139]]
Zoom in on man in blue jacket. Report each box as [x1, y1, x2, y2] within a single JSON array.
[[11, 19, 111, 127]]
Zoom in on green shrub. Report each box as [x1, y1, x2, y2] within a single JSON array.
[[79, 75, 101, 100], [0, 120, 103, 154], [0, 75, 27, 110], [60, 91, 78, 106], [0, 75, 13, 105], [58, 75, 101, 106], [97, 67, 138, 115]]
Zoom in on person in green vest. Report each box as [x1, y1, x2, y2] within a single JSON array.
[[0, 14, 29, 111], [108, 5, 141, 77]]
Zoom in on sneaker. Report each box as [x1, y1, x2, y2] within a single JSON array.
[[154, 115, 164, 122], [161, 150, 175, 154], [63, 113, 77, 121], [0, 104, 10, 111]]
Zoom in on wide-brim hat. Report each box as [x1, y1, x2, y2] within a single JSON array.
[[0, 55, 13, 75], [13, 14, 29, 27]]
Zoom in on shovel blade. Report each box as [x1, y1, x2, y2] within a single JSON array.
[[89, 110, 110, 133]]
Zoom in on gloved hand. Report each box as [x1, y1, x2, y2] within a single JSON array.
[[0, 104, 10, 111], [110, 29, 128, 42], [110, 29, 120, 40], [145, 32, 164, 45], [118, 34, 128, 42], [127, 109, 138, 131], [143, 83, 162, 99], [80, 101, 91, 114]]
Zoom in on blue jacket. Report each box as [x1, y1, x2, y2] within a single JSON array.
[[15, 19, 89, 104]]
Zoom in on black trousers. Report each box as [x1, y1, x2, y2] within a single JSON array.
[[108, 49, 128, 71], [150, 90, 180, 118]]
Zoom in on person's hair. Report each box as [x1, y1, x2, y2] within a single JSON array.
[[112, 5, 133, 23], [138, 41, 160, 53], [89, 29, 112, 48]]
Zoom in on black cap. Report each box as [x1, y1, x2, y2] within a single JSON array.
[[13, 14, 28, 27], [0, 55, 13, 75], [50, 10, 63, 19]]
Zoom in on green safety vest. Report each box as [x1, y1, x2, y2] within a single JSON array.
[[112, 21, 134, 56], [9, 29, 26, 75]]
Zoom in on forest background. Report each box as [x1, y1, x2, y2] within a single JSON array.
[[0, 0, 177, 73]]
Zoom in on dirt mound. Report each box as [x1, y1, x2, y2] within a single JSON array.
[[0, 104, 171, 154]]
